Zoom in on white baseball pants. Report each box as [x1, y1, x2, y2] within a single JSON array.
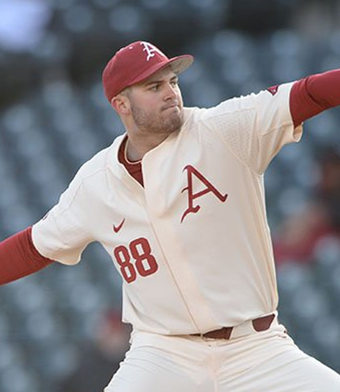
[[104, 317, 340, 392]]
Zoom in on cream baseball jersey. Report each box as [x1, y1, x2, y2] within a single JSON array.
[[32, 82, 302, 335]]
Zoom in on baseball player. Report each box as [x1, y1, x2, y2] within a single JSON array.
[[1, 40, 340, 391]]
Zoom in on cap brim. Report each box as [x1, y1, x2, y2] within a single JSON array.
[[168, 54, 194, 75], [126, 54, 194, 89]]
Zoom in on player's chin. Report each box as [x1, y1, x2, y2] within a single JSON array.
[[165, 106, 183, 119], [162, 111, 183, 133]]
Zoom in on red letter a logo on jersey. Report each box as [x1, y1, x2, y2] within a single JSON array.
[[181, 165, 228, 223]]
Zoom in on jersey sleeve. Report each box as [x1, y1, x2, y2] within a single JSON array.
[[202, 82, 303, 174], [31, 172, 93, 265]]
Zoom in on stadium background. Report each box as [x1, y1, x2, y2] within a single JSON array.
[[0, 0, 340, 391]]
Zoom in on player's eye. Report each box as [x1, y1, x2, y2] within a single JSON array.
[[171, 79, 178, 87], [149, 84, 160, 91]]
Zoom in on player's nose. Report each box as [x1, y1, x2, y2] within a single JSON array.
[[163, 82, 177, 100]]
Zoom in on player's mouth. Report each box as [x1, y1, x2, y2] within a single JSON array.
[[162, 102, 179, 111]]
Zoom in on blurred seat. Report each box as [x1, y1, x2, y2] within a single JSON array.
[[0, 314, 9, 339], [188, 78, 224, 107], [0, 364, 38, 392], [314, 235, 340, 272], [328, 29, 340, 56], [41, 343, 78, 381], [140, 0, 171, 11], [91, 0, 121, 10], [108, 4, 150, 37], [277, 186, 309, 217], [0, 342, 22, 373], [277, 262, 313, 321], [62, 5, 95, 33], [212, 29, 254, 60]]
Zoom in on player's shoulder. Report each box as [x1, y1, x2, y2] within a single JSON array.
[[183, 94, 253, 123], [184, 82, 294, 124], [76, 145, 111, 179], [68, 135, 123, 189], [183, 105, 225, 124], [182, 97, 248, 130]]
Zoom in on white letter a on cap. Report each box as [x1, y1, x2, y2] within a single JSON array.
[[140, 41, 166, 61]]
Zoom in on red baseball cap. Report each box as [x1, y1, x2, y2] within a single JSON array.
[[102, 41, 194, 102]]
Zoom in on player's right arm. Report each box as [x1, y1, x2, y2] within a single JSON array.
[[0, 227, 54, 285], [0, 161, 95, 285]]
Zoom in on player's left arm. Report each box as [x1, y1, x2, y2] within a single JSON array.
[[290, 69, 340, 127], [197, 68, 340, 175]]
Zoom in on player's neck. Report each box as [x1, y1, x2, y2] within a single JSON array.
[[125, 133, 170, 161]]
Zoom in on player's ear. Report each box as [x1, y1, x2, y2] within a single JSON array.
[[111, 91, 131, 115]]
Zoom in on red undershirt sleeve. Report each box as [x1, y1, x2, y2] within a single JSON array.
[[0, 226, 54, 285], [290, 69, 340, 128]]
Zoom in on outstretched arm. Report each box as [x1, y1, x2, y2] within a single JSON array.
[[290, 69, 340, 127], [0, 227, 54, 285]]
